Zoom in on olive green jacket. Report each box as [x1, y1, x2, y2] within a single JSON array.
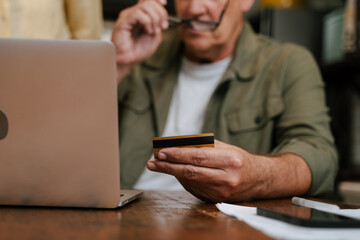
[[118, 23, 338, 196]]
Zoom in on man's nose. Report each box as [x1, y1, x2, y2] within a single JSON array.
[[186, 0, 207, 16]]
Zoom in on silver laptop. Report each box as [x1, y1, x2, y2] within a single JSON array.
[[0, 38, 142, 208]]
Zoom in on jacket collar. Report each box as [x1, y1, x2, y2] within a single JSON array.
[[224, 22, 259, 81], [140, 27, 182, 136]]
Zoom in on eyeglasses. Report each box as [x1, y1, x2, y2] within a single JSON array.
[[168, 0, 229, 31]]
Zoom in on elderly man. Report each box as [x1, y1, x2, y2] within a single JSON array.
[[111, 0, 338, 202]]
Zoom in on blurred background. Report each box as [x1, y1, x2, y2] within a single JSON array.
[[2, 0, 360, 204], [0, 0, 103, 39]]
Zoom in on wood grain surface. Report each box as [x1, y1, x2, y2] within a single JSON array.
[[2, 191, 355, 240]]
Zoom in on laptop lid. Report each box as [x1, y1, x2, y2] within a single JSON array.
[[0, 38, 122, 208]]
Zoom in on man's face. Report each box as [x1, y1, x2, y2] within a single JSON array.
[[175, 0, 252, 60]]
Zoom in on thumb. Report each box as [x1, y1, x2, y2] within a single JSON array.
[[138, 0, 167, 6]]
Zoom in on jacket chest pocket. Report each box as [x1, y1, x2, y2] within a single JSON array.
[[226, 97, 284, 134], [224, 97, 284, 153]]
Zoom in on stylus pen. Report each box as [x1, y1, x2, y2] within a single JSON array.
[[292, 197, 340, 211]]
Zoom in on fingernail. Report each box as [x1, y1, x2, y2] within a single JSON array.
[[162, 21, 168, 29], [158, 151, 167, 160], [147, 161, 156, 170], [155, 27, 161, 34]]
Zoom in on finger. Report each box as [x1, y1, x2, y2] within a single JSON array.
[[117, 6, 154, 34], [119, 2, 166, 35], [140, 2, 169, 33], [156, 147, 235, 169], [214, 139, 231, 148], [138, 0, 167, 5], [176, 180, 228, 203], [147, 159, 227, 183], [135, 11, 156, 34]]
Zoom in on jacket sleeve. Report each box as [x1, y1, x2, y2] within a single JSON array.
[[271, 45, 339, 197], [65, 0, 103, 40]]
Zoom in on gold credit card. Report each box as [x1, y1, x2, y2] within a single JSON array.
[[153, 133, 214, 157]]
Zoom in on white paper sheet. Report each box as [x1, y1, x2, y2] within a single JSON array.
[[216, 203, 360, 240], [292, 197, 360, 220]]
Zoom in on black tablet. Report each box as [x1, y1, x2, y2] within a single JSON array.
[[257, 207, 360, 228]]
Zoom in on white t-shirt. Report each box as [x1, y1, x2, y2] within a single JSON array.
[[133, 56, 232, 190]]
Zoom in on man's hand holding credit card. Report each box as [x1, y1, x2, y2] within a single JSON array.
[[147, 133, 307, 203], [147, 133, 256, 203]]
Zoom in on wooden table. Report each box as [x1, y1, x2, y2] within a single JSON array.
[[0, 191, 355, 240]]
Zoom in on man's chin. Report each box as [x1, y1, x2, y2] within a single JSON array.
[[183, 38, 212, 53], [180, 28, 211, 43]]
